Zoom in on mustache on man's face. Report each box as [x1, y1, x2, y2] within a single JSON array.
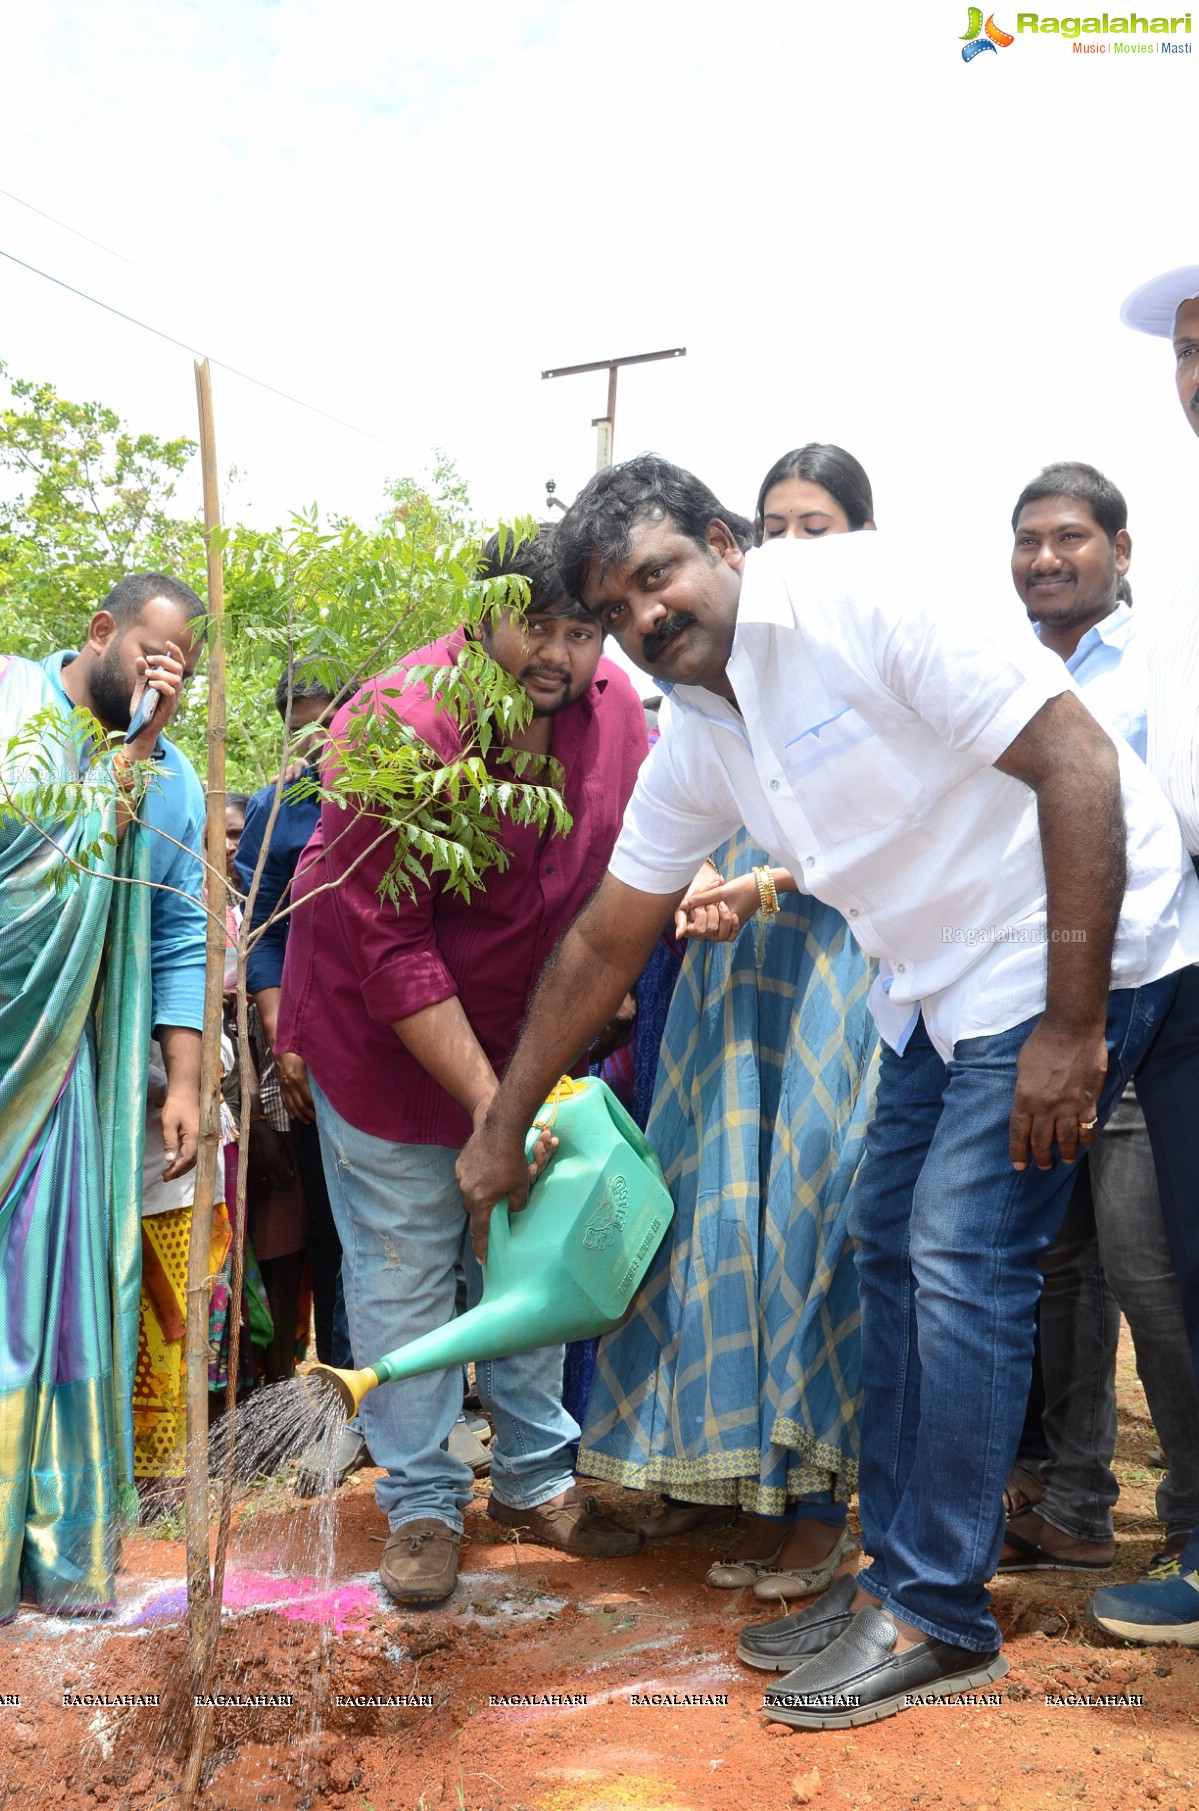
[[643, 612, 696, 663]]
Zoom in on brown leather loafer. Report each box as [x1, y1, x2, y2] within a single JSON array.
[[379, 1518, 461, 1604], [487, 1484, 641, 1556]]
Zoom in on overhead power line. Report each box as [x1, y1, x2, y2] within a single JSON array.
[[0, 185, 188, 290], [0, 244, 405, 454]]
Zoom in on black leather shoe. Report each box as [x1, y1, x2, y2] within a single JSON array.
[[762, 1606, 1008, 1729], [737, 1571, 860, 1671]]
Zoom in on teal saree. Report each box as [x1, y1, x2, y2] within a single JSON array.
[[0, 654, 151, 1619]]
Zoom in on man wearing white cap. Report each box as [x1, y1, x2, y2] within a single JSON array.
[[1121, 264, 1199, 831], [1087, 266, 1199, 1646], [1120, 264, 1199, 435]]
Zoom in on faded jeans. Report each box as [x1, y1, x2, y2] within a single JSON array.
[[311, 1079, 578, 1533]]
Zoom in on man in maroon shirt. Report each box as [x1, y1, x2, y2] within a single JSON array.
[[277, 529, 648, 1603]]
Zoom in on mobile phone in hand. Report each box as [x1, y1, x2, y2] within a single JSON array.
[[125, 686, 159, 744]]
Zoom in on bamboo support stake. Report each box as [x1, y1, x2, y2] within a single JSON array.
[[183, 357, 229, 1706]]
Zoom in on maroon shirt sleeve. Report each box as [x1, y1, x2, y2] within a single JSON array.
[[318, 665, 468, 1027], [320, 798, 459, 1027]]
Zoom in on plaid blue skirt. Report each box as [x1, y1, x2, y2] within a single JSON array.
[[577, 830, 878, 1512]]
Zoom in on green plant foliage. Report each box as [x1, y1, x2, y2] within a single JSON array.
[[1, 366, 571, 912], [0, 364, 506, 789], [0, 360, 201, 645], [198, 469, 491, 788]]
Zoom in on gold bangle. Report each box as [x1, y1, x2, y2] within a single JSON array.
[[753, 865, 780, 918]]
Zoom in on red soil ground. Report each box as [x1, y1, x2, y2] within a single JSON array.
[[2, 1331, 1196, 1811]]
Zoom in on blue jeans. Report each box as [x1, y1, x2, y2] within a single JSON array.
[[849, 977, 1179, 1652], [311, 1079, 579, 1534]]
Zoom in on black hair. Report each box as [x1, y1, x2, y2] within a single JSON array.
[[100, 572, 206, 627], [1011, 461, 1132, 605], [273, 656, 346, 721], [553, 455, 755, 603], [226, 792, 251, 817], [478, 522, 593, 624], [753, 444, 875, 543]]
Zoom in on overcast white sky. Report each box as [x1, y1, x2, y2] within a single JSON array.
[[1, 0, 1196, 681]]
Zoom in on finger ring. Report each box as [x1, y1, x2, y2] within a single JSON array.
[[1079, 1117, 1099, 1132]]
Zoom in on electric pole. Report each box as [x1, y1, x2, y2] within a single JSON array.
[[542, 346, 686, 470]]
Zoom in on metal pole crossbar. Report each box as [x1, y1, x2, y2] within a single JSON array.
[[542, 347, 685, 470]]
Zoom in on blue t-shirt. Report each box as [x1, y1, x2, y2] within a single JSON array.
[[234, 777, 321, 994]]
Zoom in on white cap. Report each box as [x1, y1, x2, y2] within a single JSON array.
[[1120, 265, 1199, 339]]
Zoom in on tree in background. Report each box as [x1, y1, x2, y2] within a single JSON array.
[[206, 451, 478, 786], [0, 361, 476, 785], [0, 359, 201, 644]]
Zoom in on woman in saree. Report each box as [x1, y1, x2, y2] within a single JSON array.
[[0, 639, 184, 1618], [577, 445, 882, 1603]]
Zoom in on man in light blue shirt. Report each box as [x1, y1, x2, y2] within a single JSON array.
[[1003, 463, 1199, 1585], [1011, 459, 1147, 759], [1057, 604, 1146, 761], [43, 572, 208, 1175]]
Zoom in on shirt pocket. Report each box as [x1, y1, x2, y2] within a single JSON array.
[[781, 705, 924, 844]]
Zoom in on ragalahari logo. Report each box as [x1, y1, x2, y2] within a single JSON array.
[[961, 7, 1016, 56]]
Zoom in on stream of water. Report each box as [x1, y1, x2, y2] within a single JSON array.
[[0, 1374, 358, 1808]]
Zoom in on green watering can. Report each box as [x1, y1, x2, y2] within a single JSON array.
[[305, 1076, 674, 1418]]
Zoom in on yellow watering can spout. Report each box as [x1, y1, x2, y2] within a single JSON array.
[[304, 1363, 380, 1418], [302, 1077, 673, 1420]]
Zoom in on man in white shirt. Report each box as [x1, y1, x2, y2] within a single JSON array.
[[1084, 267, 1199, 1645], [456, 454, 1199, 1727]]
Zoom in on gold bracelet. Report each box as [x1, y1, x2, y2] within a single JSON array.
[[753, 865, 780, 918]]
